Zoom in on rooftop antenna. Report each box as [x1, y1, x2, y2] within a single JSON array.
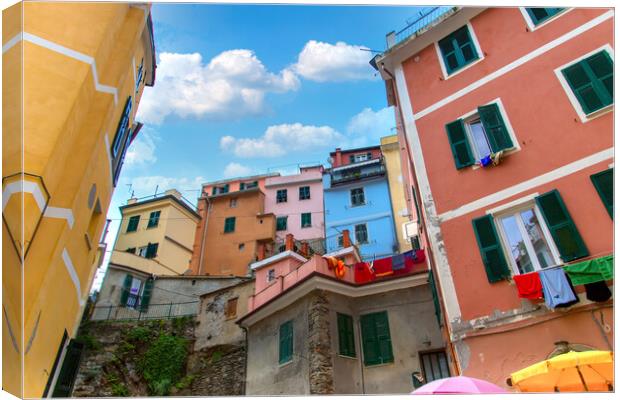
[[154, 184, 159, 197]]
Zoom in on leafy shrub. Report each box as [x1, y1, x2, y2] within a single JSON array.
[[127, 326, 152, 343], [138, 334, 188, 396], [110, 383, 129, 397], [174, 374, 195, 390], [75, 333, 102, 350]]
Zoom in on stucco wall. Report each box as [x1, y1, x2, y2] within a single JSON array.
[[324, 176, 398, 260]]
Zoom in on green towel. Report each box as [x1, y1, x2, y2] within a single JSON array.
[[563, 255, 614, 285]]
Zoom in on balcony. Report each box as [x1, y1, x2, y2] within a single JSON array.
[[330, 161, 386, 186], [386, 6, 458, 49]]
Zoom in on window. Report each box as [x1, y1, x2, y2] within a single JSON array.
[[438, 25, 479, 74], [355, 224, 368, 244], [145, 242, 158, 259], [299, 186, 311, 200], [279, 320, 294, 364], [301, 213, 312, 228], [120, 274, 143, 308], [276, 189, 288, 203], [349, 153, 371, 163], [561, 50, 613, 115], [590, 168, 613, 218], [224, 217, 236, 233], [496, 207, 559, 274], [337, 235, 344, 248], [420, 351, 451, 384], [525, 7, 564, 25], [225, 297, 238, 319], [360, 311, 393, 366], [147, 210, 161, 228], [267, 269, 276, 282], [350, 188, 365, 206], [240, 181, 258, 191], [230, 198, 237, 208], [238, 243, 245, 251], [137, 246, 148, 257], [446, 103, 514, 169], [126, 215, 140, 232], [135, 58, 144, 93], [473, 190, 589, 282], [276, 216, 288, 231], [111, 97, 133, 158], [337, 313, 356, 357], [212, 184, 229, 195], [126, 247, 136, 254]]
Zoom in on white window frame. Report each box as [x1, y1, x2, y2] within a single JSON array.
[[434, 21, 485, 80], [350, 187, 366, 207], [354, 223, 369, 245], [554, 44, 614, 123], [455, 98, 521, 169], [137, 246, 148, 258], [492, 201, 562, 276], [354, 153, 370, 163], [519, 7, 571, 32]]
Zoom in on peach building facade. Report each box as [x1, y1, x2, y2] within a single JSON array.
[[377, 7, 613, 388]]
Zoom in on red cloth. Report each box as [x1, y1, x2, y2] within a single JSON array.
[[372, 257, 393, 277], [513, 272, 543, 299], [354, 262, 375, 284]]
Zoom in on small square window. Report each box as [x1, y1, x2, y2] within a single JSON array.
[[238, 243, 245, 251], [230, 198, 238, 208], [147, 210, 161, 228], [355, 224, 368, 244], [126, 215, 140, 232], [225, 297, 238, 319], [137, 246, 148, 257], [277, 189, 288, 203], [337, 235, 344, 248], [438, 25, 479, 75], [301, 213, 312, 228], [224, 217, 236, 233], [267, 269, 276, 282], [276, 216, 288, 231], [350, 188, 365, 207], [299, 186, 311, 200]]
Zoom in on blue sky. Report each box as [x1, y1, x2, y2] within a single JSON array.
[[92, 3, 427, 290]]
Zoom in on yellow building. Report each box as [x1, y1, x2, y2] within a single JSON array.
[[109, 189, 200, 276], [2, 2, 155, 397], [380, 135, 413, 253]]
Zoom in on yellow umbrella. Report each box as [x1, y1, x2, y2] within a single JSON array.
[[509, 351, 613, 392]]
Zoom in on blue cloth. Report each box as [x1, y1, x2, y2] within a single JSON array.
[[392, 253, 405, 271], [538, 268, 578, 309]]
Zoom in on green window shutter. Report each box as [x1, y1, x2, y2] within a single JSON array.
[[211, 187, 216, 195], [120, 274, 133, 306], [147, 211, 160, 228], [279, 320, 293, 364], [145, 242, 158, 258], [224, 217, 236, 233], [51, 340, 84, 397], [301, 213, 311, 228], [562, 51, 613, 115], [590, 168, 613, 218], [360, 314, 379, 365], [139, 278, 154, 312], [472, 215, 511, 283], [240, 182, 246, 190], [337, 313, 356, 357], [535, 190, 589, 262], [446, 119, 475, 169], [375, 312, 393, 364], [276, 217, 287, 231], [126, 216, 140, 232], [526, 8, 564, 25], [478, 103, 513, 152], [224, 184, 230, 193], [429, 270, 442, 326], [438, 25, 479, 74]]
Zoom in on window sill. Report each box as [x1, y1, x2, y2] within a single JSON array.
[[443, 57, 484, 81], [279, 359, 294, 368], [363, 360, 394, 369], [299, 198, 311, 201], [583, 104, 613, 123], [337, 354, 357, 360], [146, 225, 159, 230], [471, 147, 519, 171]]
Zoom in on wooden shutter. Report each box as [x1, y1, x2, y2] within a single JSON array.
[[536, 190, 588, 262], [240, 182, 245, 190], [478, 103, 513, 152], [445, 119, 474, 169], [51, 340, 84, 397], [360, 314, 379, 365], [337, 313, 355, 357], [139, 278, 154, 312], [279, 321, 293, 363], [120, 274, 132, 305], [375, 312, 393, 364], [591, 168, 613, 218], [145, 242, 158, 258], [562, 52, 613, 115], [472, 215, 511, 283], [429, 270, 442, 326]]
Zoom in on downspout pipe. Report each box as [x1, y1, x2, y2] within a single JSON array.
[[197, 195, 211, 275]]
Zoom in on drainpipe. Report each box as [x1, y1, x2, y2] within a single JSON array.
[[198, 195, 211, 275], [241, 325, 249, 395]]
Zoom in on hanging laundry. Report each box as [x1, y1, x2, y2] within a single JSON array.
[[554, 275, 580, 309], [354, 262, 375, 284], [512, 272, 543, 299], [538, 268, 579, 309], [595, 254, 614, 281], [373, 257, 393, 277], [585, 281, 612, 303], [563, 254, 614, 284], [392, 253, 406, 271]]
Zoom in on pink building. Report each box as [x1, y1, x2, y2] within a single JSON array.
[[264, 165, 325, 246], [377, 7, 613, 388]]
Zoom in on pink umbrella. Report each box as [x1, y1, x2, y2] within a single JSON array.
[[411, 376, 508, 394]]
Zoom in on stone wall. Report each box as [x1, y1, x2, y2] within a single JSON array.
[[307, 290, 335, 394]]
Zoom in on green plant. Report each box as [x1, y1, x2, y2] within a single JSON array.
[[75, 333, 102, 350], [138, 334, 188, 396], [174, 374, 195, 390], [105, 372, 120, 384], [127, 326, 152, 343], [117, 341, 135, 355], [210, 351, 222, 363], [110, 383, 129, 397]]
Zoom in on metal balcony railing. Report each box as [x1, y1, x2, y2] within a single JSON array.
[[331, 165, 386, 186], [90, 300, 199, 321], [387, 6, 457, 49]]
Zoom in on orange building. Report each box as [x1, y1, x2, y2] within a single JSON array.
[[190, 173, 278, 276], [376, 7, 613, 388]]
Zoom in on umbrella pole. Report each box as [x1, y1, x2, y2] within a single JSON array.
[[576, 367, 590, 392]]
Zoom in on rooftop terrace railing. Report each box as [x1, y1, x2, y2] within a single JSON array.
[[387, 6, 457, 49]]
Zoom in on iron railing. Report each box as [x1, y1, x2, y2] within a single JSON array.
[[388, 6, 457, 49], [331, 165, 386, 186], [90, 300, 199, 321]]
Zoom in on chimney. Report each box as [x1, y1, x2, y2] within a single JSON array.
[[335, 148, 342, 166], [300, 241, 309, 257], [127, 198, 138, 205], [285, 234, 295, 251], [165, 189, 182, 199], [342, 229, 351, 248]]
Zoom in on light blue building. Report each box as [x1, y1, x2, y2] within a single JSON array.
[[323, 146, 398, 261]]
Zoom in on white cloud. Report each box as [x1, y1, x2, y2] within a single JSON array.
[[124, 175, 206, 198], [293, 40, 375, 82], [137, 50, 300, 124], [220, 123, 344, 158], [124, 127, 158, 167], [223, 162, 253, 178], [347, 107, 396, 143]]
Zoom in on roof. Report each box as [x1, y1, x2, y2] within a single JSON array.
[[250, 250, 308, 271], [205, 186, 264, 200], [202, 172, 280, 188], [119, 194, 200, 220], [330, 145, 380, 156], [199, 278, 254, 299]]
